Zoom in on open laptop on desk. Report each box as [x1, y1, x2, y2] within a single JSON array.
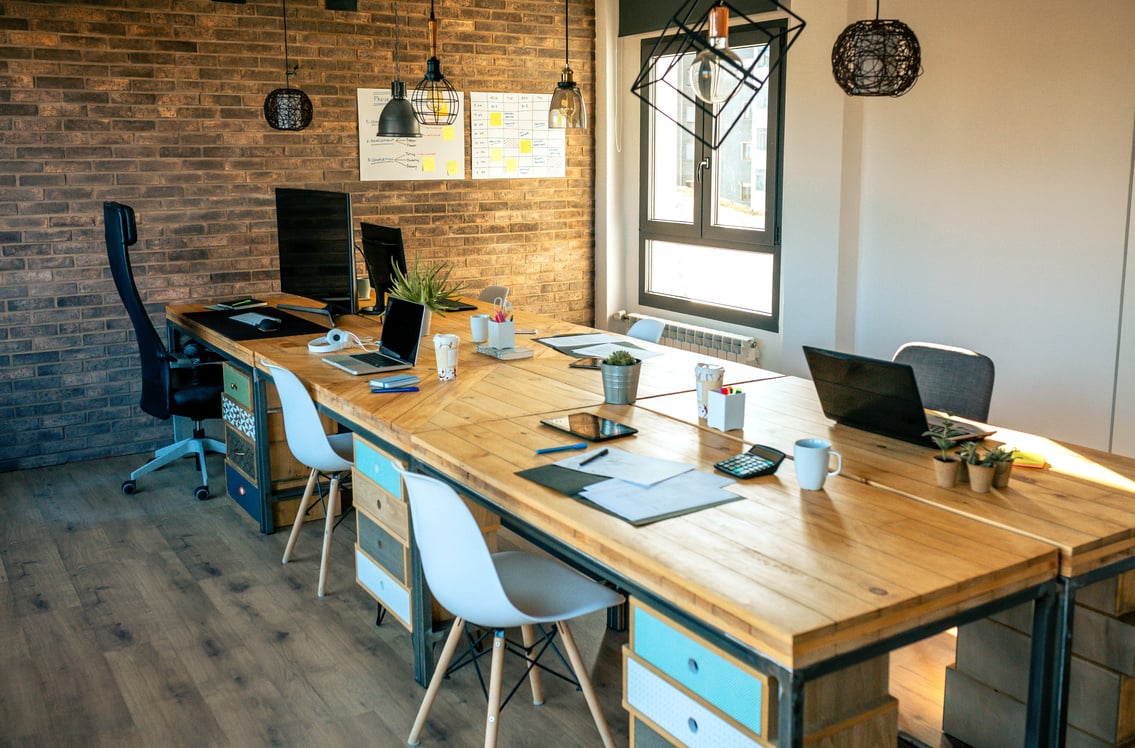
[[322, 297, 426, 375], [802, 345, 996, 446]]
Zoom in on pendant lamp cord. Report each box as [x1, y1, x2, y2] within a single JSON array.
[[874, 0, 880, 20], [393, 1, 403, 81], [282, 0, 294, 86], [564, 0, 570, 67]]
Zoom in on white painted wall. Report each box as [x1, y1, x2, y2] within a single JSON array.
[[597, 0, 1135, 451]]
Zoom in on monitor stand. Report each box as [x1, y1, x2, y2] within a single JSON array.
[[277, 302, 336, 328]]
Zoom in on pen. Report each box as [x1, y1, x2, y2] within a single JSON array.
[[516, 328, 537, 335], [579, 448, 609, 466], [535, 442, 588, 455], [370, 387, 420, 393]]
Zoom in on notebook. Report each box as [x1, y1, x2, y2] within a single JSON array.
[[802, 345, 996, 446], [322, 297, 426, 375]]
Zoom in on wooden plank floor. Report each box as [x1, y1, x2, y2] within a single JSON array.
[[0, 454, 629, 747]]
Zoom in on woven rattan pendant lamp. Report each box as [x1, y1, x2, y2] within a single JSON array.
[[831, 0, 923, 96], [263, 0, 313, 131]]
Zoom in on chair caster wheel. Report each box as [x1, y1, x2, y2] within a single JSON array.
[[122, 480, 137, 495], [194, 485, 209, 501]]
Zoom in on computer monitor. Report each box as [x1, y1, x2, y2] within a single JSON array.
[[359, 222, 406, 314], [274, 188, 357, 320]]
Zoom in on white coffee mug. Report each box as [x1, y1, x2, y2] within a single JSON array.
[[433, 333, 459, 381], [470, 313, 490, 344], [794, 438, 842, 491]]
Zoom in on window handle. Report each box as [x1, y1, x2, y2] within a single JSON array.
[[695, 156, 710, 185]]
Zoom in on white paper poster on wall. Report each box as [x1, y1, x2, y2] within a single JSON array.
[[470, 92, 565, 180], [356, 88, 466, 181]]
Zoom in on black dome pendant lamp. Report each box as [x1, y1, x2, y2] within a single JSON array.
[[263, 0, 313, 130]]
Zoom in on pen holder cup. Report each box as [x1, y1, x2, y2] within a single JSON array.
[[488, 320, 515, 349], [707, 391, 745, 432]]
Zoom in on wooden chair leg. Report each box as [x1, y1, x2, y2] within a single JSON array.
[[520, 624, 545, 706], [317, 474, 341, 598], [484, 628, 506, 748], [408, 617, 466, 747], [557, 621, 616, 748], [282, 468, 319, 565]]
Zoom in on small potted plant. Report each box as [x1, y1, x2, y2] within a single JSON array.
[[923, 420, 960, 489], [987, 445, 1016, 488], [600, 349, 642, 405], [388, 258, 467, 335], [958, 441, 995, 493]]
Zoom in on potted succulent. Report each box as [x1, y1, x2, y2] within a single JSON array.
[[923, 420, 960, 489], [987, 445, 1016, 488], [958, 441, 995, 493], [600, 349, 642, 405], [388, 258, 467, 335]]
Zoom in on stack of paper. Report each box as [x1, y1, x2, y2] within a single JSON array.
[[556, 448, 738, 525]]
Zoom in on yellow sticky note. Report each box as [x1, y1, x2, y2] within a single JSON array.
[[505, 157, 518, 173], [490, 147, 504, 162], [442, 126, 456, 141], [422, 156, 436, 172], [490, 112, 503, 127], [520, 140, 532, 154], [446, 160, 460, 176]]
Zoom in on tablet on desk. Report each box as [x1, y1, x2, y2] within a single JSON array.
[[540, 413, 638, 442]]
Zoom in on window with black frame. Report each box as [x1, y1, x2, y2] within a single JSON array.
[[638, 22, 784, 332]]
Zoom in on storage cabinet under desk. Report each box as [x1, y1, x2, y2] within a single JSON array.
[[352, 435, 500, 633], [624, 599, 897, 747], [221, 362, 338, 532]]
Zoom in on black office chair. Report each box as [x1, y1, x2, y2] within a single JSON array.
[[104, 201, 224, 500], [893, 341, 995, 422]]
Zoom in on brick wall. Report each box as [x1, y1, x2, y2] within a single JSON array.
[[0, 0, 595, 471]]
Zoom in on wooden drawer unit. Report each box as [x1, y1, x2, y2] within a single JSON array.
[[357, 511, 409, 583], [353, 472, 409, 545], [625, 599, 896, 748], [222, 363, 252, 410]]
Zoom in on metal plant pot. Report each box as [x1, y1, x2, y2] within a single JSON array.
[[601, 361, 641, 405]]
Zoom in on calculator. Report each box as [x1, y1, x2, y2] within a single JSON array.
[[714, 444, 786, 479]]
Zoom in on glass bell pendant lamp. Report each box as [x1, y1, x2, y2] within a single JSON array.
[[548, 0, 586, 129]]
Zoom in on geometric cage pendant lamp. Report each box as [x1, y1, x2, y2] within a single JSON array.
[[831, 0, 923, 97], [263, 0, 314, 131], [411, 0, 460, 126], [631, 0, 805, 151]]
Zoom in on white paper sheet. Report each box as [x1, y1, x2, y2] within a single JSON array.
[[571, 342, 664, 361], [536, 333, 625, 351], [556, 447, 691, 487], [579, 471, 739, 524]]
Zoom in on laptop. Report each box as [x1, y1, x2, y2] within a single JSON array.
[[322, 297, 426, 375], [802, 345, 996, 446]]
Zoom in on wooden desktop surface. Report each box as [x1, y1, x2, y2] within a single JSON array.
[[167, 298, 1059, 672], [638, 377, 1135, 578], [411, 405, 1058, 670]]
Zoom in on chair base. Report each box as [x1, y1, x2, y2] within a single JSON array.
[[128, 429, 224, 498]]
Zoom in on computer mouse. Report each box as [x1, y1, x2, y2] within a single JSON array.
[[257, 317, 282, 332]]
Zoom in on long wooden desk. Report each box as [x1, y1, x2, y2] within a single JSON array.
[[640, 375, 1135, 744], [166, 299, 1064, 746]]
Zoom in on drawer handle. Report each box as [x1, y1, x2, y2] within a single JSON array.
[[375, 498, 382, 511], [229, 382, 238, 390], [233, 450, 246, 457], [687, 717, 698, 734], [687, 657, 699, 675]]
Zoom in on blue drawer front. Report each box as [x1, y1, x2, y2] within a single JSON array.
[[633, 605, 765, 736], [354, 439, 403, 498], [225, 463, 263, 526]]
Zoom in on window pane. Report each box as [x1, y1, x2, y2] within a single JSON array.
[[648, 53, 696, 225], [645, 240, 774, 315], [713, 42, 770, 232]]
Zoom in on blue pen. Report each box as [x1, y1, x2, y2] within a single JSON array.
[[535, 442, 588, 455], [370, 387, 420, 394]]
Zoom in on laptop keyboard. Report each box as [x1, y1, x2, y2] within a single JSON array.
[[351, 351, 403, 367]]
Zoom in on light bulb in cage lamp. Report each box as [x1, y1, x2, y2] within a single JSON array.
[[689, 3, 743, 105]]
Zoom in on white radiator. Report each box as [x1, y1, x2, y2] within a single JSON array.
[[618, 312, 761, 366]]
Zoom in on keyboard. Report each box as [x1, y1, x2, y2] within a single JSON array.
[[349, 351, 405, 368]]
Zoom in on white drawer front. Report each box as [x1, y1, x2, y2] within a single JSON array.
[[625, 655, 762, 748], [356, 549, 412, 630]]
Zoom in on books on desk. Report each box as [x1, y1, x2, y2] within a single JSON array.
[[207, 298, 267, 311], [476, 344, 533, 360]]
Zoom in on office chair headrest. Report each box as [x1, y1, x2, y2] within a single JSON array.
[[104, 201, 137, 246]]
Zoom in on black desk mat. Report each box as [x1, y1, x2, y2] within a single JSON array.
[[184, 309, 329, 341]]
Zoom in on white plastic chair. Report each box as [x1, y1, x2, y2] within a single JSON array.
[[478, 285, 510, 302], [267, 364, 353, 598], [627, 318, 664, 344], [398, 468, 622, 748]]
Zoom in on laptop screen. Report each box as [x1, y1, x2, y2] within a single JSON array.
[[802, 346, 931, 444], [379, 297, 426, 364]]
